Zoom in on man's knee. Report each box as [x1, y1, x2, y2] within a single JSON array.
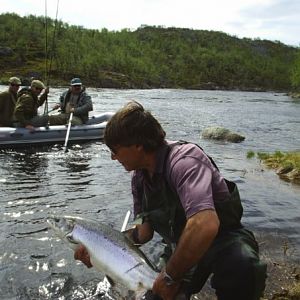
[[211, 245, 267, 300], [49, 114, 67, 125], [71, 116, 83, 125], [30, 115, 49, 127]]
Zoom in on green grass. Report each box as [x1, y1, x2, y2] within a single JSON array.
[[247, 151, 300, 183], [247, 150, 255, 159], [256, 151, 300, 171]]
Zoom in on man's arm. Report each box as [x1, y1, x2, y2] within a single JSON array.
[[166, 209, 219, 279], [14, 95, 32, 127], [38, 87, 49, 107], [74, 93, 93, 114], [123, 221, 154, 245], [152, 209, 219, 299]]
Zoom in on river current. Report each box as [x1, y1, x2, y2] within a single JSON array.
[[0, 86, 299, 299]]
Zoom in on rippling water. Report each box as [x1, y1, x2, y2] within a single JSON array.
[[0, 86, 299, 299]]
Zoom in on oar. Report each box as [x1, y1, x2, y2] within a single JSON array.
[[64, 112, 73, 152]]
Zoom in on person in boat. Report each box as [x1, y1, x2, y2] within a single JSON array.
[[0, 77, 22, 127], [49, 78, 93, 125], [74, 101, 267, 300], [13, 80, 49, 129]]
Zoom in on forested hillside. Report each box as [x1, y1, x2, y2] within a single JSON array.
[[0, 13, 299, 90]]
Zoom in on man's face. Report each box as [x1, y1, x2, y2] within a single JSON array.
[[31, 86, 43, 96], [9, 83, 20, 94], [71, 85, 82, 94], [109, 144, 144, 171]]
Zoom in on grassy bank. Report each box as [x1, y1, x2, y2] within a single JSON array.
[[247, 151, 300, 184]]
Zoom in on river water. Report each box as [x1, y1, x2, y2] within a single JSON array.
[[0, 86, 299, 299]]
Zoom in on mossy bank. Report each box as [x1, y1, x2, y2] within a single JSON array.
[[247, 151, 300, 184]]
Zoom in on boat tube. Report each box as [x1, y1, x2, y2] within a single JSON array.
[[0, 112, 114, 149]]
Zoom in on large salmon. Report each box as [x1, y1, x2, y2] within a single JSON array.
[[47, 215, 158, 298]]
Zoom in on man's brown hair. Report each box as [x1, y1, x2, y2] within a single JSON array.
[[104, 101, 166, 152]]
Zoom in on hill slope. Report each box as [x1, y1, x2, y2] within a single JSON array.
[[0, 13, 298, 90]]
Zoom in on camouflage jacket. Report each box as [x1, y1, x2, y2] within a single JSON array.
[[0, 90, 18, 127], [14, 88, 47, 126]]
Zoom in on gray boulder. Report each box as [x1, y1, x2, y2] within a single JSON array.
[[202, 127, 245, 143]]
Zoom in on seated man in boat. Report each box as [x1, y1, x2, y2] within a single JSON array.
[[49, 78, 93, 125], [0, 77, 21, 127], [13, 80, 49, 129]]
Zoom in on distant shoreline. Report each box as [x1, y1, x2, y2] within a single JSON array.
[[0, 78, 292, 94]]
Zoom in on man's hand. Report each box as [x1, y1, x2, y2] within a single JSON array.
[[123, 222, 154, 245], [52, 103, 60, 110], [74, 244, 93, 268], [152, 270, 181, 300], [25, 124, 35, 131], [122, 227, 138, 244]]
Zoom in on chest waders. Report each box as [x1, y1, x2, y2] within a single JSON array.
[[141, 141, 244, 246], [139, 142, 267, 300]]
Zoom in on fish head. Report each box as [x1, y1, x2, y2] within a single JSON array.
[[47, 215, 80, 246]]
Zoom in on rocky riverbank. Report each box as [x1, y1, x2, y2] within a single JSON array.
[[0, 70, 293, 92], [247, 151, 300, 184], [259, 151, 300, 184], [288, 92, 300, 99]]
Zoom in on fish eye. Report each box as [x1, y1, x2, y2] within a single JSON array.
[[66, 234, 78, 244]]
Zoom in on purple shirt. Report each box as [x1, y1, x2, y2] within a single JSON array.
[[132, 141, 230, 219]]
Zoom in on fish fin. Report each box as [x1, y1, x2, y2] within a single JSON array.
[[104, 275, 115, 287]]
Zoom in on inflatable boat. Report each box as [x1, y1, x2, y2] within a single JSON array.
[[0, 112, 114, 149]]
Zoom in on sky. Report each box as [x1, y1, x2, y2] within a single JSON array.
[[1, 0, 299, 47]]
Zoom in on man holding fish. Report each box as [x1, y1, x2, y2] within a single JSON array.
[[74, 101, 267, 300]]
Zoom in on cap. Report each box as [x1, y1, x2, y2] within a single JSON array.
[[71, 78, 82, 86], [31, 80, 45, 89], [9, 77, 21, 85]]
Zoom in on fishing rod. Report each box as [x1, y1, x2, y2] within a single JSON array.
[[44, 0, 49, 115], [44, 0, 48, 86], [47, 0, 60, 85], [43, 0, 60, 115]]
